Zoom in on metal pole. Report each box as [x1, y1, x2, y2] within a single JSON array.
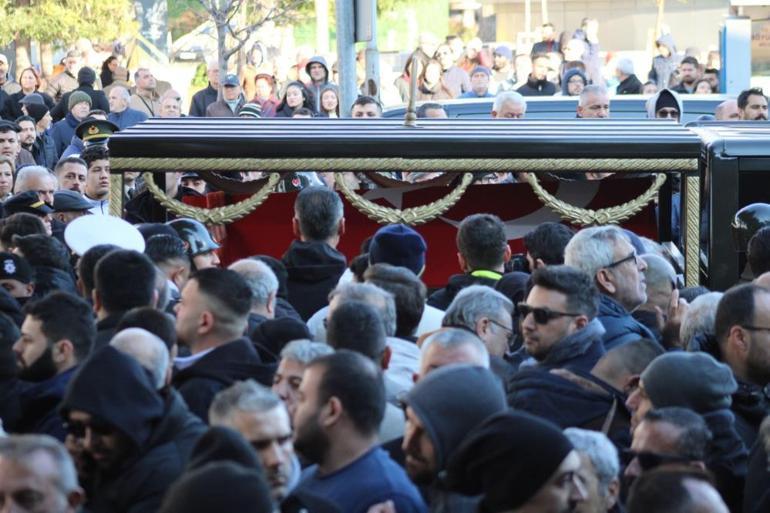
[[525, 0, 532, 35], [336, 0, 357, 116], [364, 0, 380, 99]]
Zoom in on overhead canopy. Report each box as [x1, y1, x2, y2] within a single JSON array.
[[108, 118, 702, 162]]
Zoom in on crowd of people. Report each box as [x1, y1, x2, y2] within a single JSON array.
[[0, 18, 768, 513], [1, 176, 770, 513]]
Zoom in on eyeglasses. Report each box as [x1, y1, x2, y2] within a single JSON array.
[[605, 251, 639, 269], [742, 325, 770, 332], [622, 449, 694, 471], [65, 419, 116, 439], [517, 303, 581, 325], [656, 108, 679, 119], [487, 317, 515, 345]]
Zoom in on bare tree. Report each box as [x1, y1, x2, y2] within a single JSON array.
[[198, 0, 305, 100]]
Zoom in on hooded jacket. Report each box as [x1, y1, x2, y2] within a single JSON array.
[[61, 347, 194, 513], [597, 294, 657, 350], [172, 337, 276, 422], [517, 318, 606, 374], [427, 271, 502, 311], [282, 240, 347, 321], [561, 68, 588, 96], [645, 88, 683, 120], [517, 75, 557, 96], [305, 56, 331, 112], [648, 34, 678, 89]]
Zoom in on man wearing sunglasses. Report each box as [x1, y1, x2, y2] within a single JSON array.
[[624, 407, 711, 488], [565, 226, 656, 351]]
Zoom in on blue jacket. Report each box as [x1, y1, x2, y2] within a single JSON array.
[[16, 366, 77, 441], [30, 130, 58, 169], [108, 107, 148, 130], [60, 135, 84, 160], [50, 113, 80, 156], [597, 294, 656, 350]]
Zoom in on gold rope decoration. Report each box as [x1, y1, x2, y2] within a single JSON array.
[[112, 157, 697, 173], [143, 172, 281, 224], [109, 174, 123, 217], [335, 172, 475, 225], [526, 173, 668, 226]]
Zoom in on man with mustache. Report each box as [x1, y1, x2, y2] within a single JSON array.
[[13, 292, 95, 441], [738, 87, 768, 121]]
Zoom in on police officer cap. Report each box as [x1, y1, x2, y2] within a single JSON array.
[[64, 215, 145, 256], [167, 218, 220, 256], [75, 118, 119, 144], [0, 252, 33, 284], [3, 191, 54, 217], [53, 190, 94, 213]]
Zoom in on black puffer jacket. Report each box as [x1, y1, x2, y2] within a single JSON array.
[[282, 240, 346, 321]]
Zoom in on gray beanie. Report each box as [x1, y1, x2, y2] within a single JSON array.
[[641, 352, 737, 413], [403, 365, 506, 469]]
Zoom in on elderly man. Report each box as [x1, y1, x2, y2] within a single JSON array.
[[107, 86, 149, 130], [206, 74, 245, 117], [442, 285, 514, 360], [130, 68, 161, 117], [46, 50, 80, 102], [564, 428, 620, 513], [210, 380, 300, 502], [577, 85, 610, 119], [0, 435, 84, 513], [615, 58, 643, 95], [565, 226, 655, 350], [491, 91, 527, 119], [272, 339, 334, 420], [0, 53, 20, 94], [14, 165, 56, 205], [159, 89, 183, 118], [228, 258, 279, 335], [417, 327, 490, 381], [632, 254, 677, 343], [715, 99, 740, 121]]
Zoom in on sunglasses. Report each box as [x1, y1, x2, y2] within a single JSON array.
[[622, 449, 694, 471], [65, 419, 116, 439], [517, 303, 581, 324]]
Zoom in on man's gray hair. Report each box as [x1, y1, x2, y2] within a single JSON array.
[[564, 428, 620, 497], [443, 285, 513, 331], [493, 91, 527, 113], [110, 328, 169, 389], [228, 258, 278, 308], [616, 58, 635, 76], [680, 292, 723, 350], [110, 86, 131, 102], [564, 225, 630, 280], [579, 84, 608, 106], [641, 254, 676, 297], [421, 328, 490, 368], [280, 338, 334, 365], [0, 434, 79, 495], [209, 379, 282, 426], [329, 282, 397, 337], [14, 166, 57, 194]]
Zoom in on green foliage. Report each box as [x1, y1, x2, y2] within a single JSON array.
[[1, 0, 138, 46]]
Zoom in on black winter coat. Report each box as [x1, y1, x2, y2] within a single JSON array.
[[282, 240, 347, 321], [172, 338, 276, 422], [616, 74, 643, 95], [30, 131, 58, 170], [428, 271, 502, 311], [189, 84, 218, 117], [5, 91, 55, 120], [516, 75, 557, 96]]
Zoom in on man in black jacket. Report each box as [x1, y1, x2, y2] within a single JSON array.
[[189, 60, 220, 117], [615, 58, 643, 95], [50, 67, 110, 122], [516, 54, 557, 96], [714, 283, 770, 448], [282, 186, 347, 321], [93, 250, 157, 348], [173, 268, 275, 422], [13, 292, 94, 441], [61, 346, 200, 513], [428, 213, 511, 310]]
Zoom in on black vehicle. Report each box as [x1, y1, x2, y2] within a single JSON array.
[[384, 94, 730, 124]]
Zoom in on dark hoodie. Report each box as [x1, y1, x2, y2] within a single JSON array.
[[305, 56, 331, 112], [516, 75, 557, 96], [61, 347, 193, 513], [282, 240, 347, 321], [648, 34, 677, 89], [172, 337, 276, 422], [427, 271, 502, 311]]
